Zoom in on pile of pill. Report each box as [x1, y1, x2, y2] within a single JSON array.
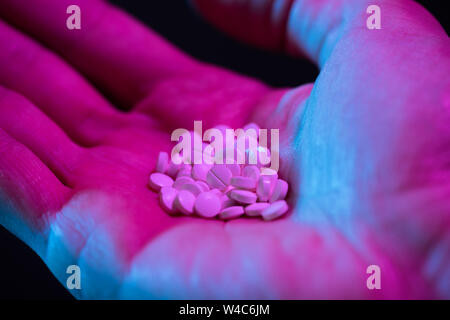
[[148, 124, 289, 221]]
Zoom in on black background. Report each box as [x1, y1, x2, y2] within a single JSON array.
[[0, 0, 448, 299]]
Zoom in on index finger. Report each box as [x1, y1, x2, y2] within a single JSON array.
[[0, 0, 201, 107]]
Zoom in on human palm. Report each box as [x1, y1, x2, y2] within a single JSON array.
[[0, 0, 449, 299]]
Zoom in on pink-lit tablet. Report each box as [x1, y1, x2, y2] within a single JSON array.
[[230, 176, 256, 190], [155, 151, 169, 173], [221, 194, 235, 209], [260, 168, 278, 180], [219, 206, 244, 220], [149, 173, 174, 191], [176, 166, 192, 178], [245, 202, 270, 217], [174, 190, 196, 215], [210, 165, 232, 185], [173, 176, 194, 189], [192, 164, 211, 182], [194, 192, 222, 218], [210, 188, 223, 197], [206, 170, 226, 190], [159, 187, 178, 215], [242, 165, 260, 181], [166, 161, 182, 178], [226, 163, 241, 176], [269, 179, 289, 203], [180, 182, 203, 196], [229, 189, 257, 204], [196, 181, 210, 192], [206, 165, 232, 191], [256, 175, 274, 202]]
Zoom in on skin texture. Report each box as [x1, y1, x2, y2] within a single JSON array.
[[0, 0, 449, 298]]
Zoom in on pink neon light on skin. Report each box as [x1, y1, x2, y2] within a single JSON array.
[[0, 0, 449, 299]]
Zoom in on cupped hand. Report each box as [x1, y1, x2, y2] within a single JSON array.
[[0, 0, 449, 299]]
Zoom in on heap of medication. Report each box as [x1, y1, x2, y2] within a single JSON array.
[[148, 124, 289, 221]]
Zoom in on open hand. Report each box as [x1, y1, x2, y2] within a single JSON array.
[[0, 0, 448, 299]]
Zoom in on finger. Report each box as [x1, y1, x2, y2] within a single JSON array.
[[0, 19, 131, 146], [0, 0, 201, 107], [0, 128, 72, 253], [191, 0, 296, 53], [0, 86, 85, 187], [0, 0, 267, 131]]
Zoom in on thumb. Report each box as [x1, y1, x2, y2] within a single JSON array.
[[190, 0, 448, 68], [190, 0, 373, 66]]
